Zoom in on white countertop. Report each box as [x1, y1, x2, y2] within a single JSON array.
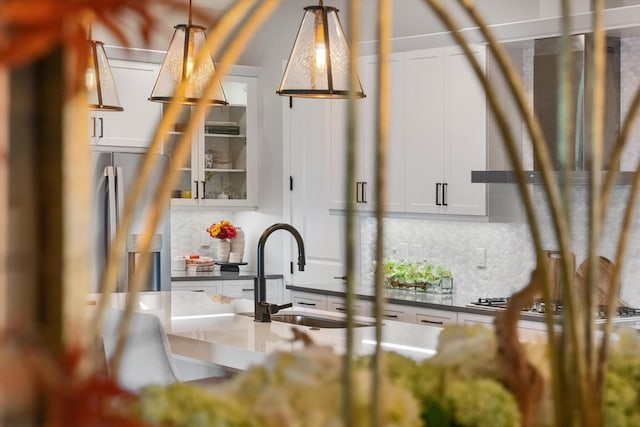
[[96, 291, 443, 372]]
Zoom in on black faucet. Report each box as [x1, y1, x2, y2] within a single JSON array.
[[254, 223, 306, 322]]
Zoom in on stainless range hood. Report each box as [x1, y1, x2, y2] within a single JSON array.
[[472, 33, 634, 185]]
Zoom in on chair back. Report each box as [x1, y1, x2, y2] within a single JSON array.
[[101, 307, 180, 391]]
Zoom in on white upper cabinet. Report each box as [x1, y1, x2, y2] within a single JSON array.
[[88, 60, 162, 149], [404, 46, 487, 216], [164, 74, 258, 208], [404, 48, 446, 213], [445, 46, 487, 215], [328, 53, 406, 212], [327, 46, 487, 216]]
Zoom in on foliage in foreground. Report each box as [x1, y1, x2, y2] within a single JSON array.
[[130, 324, 640, 427]]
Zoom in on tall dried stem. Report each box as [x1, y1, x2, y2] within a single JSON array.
[[371, 1, 391, 426], [343, 0, 361, 425]]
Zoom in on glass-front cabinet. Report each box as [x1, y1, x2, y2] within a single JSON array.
[[163, 73, 257, 208]]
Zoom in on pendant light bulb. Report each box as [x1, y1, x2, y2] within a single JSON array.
[[313, 17, 326, 73], [277, 1, 365, 99], [185, 37, 196, 79], [86, 65, 97, 92]]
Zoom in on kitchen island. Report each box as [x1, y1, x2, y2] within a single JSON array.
[[95, 290, 443, 373]]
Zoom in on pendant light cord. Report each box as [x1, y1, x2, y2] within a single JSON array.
[[188, 0, 193, 26]]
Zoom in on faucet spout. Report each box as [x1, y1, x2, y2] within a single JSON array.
[[254, 223, 306, 322]]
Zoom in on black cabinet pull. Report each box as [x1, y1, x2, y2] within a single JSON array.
[[384, 313, 399, 319], [361, 181, 367, 203], [97, 117, 104, 138], [201, 180, 205, 199], [334, 307, 346, 312], [241, 288, 253, 292], [436, 183, 441, 206], [298, 301, 317, 307], [355, 181, 361, 203], [92, 117, 97, 137], [193, 180, 199, 199], [420, 319, 444, 325], [333, 275, 347, 281], [443, 183, 448, 206]]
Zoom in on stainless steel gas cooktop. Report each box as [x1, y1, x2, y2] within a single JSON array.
[[467, 297, 640, 324]]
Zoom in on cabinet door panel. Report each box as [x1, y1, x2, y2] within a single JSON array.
[[167, 74, 257, 208], [288, 97, 345, 285], [359, 54, 406, 212], [404, 49, 446, 213], [93, 60, 161, 148], [444, 47, 487, 215], [328, 98, 353, 210]]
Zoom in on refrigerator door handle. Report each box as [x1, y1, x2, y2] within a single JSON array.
[[105, 166, 117, 244], [115, 166, 125, 225]]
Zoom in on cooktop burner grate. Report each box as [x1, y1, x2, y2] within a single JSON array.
[[469, 298, 640, 320]]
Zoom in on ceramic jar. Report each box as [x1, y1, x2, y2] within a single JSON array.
[[229, 227, 245, 262], [216, 239, 230, 262]]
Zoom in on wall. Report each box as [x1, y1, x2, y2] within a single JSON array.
[[361, 186, 640, 306], [170, 209, 286, 275], [360, 36, 640, 307]]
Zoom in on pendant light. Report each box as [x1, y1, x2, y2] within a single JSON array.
[[277, 0, 365, 99], [87, 38, 124, 111], [149, 0, 227, 105]]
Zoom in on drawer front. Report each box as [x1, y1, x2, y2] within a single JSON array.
[[381, 306, 414, 323], [457, 312, 494, 326], [172, 280, 220, 294], [291, 293, 327, 310], [172, 284, 220, 294], [415, 309, 457, 327], [327, 297, 370, 317], [222, 282, 255, 300]]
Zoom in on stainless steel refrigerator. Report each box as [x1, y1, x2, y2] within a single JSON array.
[[91, 149, 171, 293]]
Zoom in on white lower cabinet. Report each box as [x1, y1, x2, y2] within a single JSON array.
[[172, 279, 283, 305], [171, 280, 220, 294], [270, 289, 550, 331]]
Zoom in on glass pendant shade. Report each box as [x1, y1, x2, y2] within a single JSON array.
[[149, 24, 227, 105], [277, 3, 365, 99], [87, 40, 123, 111]]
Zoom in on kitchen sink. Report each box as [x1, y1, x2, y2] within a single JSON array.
[[238, 312, 376, 329]]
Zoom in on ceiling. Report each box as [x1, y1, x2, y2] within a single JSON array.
[[191, 0, 235, 11]]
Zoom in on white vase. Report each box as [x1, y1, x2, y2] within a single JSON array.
[[230, 227, 245, 262], [216, 239, 230, 262]]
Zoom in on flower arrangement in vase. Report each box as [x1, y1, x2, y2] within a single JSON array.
[[206, 220, 237, 262]]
